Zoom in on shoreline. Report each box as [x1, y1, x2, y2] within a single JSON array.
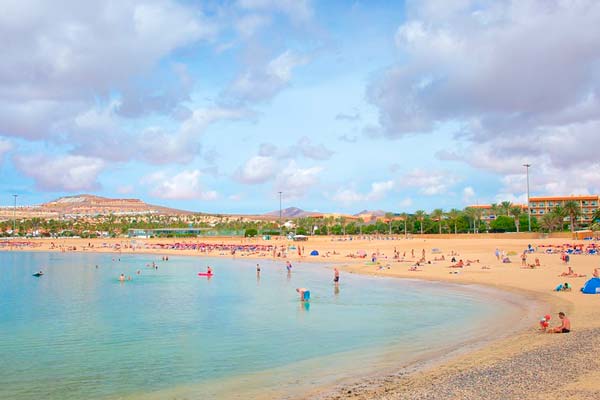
[[3, 236, 599, 398]]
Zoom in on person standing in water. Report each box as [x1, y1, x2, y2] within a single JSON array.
[[286, 261, 292, 272], [296, 288, 310, 301], [207, 266, 213, 275], [333, 267, 340, 285]]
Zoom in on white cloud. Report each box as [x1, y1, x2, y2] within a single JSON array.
[[370, 0, 600, 199], [0, 138, 13, 162], [274, 161, 322, 199], [0, 0, 215, 141], [235, 13, 271, 37], [331, 180, 395, 204], [226, 50, 309, 103], [143, 169, 217, 200], [14, 154, 105, 191], [399, 197, 413, 208], [401, 169, 458, 195], [258, 137, 334, 161], [234, 155, 277, 184], [462, 186, 475, 203], [236, 0, 313, 23], [117, 185, 134, 195]]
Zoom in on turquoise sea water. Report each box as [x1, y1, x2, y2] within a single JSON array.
[[0, 252, 519, 399]]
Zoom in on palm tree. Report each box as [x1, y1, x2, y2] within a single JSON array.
[[509, 206, 522, 233], [384, 212, 394, 235], [431, 209, 444, 234], [400, 212, 409, 238], [540, 213, 560, 233], [592, 209, 600, 223], [414, 210, 426, 234], [447, 209, 461, 234], [563, 201, 582, 234], [490, 203, 500, 219], [500, 201, 512, 216], [336, 216, 347, 235], [464, 207, 478, 233]]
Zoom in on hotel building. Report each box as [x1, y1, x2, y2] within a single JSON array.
[[529, 195, 599, 224]]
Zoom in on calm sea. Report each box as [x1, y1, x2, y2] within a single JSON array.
[[0, 251, 519, 399]]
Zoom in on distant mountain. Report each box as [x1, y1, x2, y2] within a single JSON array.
[[264, 207, 320, 218], [39, 194, 192, 216], [354, 209, 387, 217]]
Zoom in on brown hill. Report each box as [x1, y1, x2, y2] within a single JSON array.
[[40, 194, 191, 217]]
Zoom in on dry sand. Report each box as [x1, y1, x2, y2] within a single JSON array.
[[3, 235, 600, 399]]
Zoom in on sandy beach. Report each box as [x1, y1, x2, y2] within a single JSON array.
[[3, 235, 600, 399]]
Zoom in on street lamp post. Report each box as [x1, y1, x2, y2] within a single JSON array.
[[523, 164, 531, 232], [13, 194, 18, 236], [278, 191, 283, 236]]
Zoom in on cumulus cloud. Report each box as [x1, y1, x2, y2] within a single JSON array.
[[331, 180, 396, 205], [370, 0, 600, 197], [258, 137, 334, 161], [14, 154, 105, 191], [462, 186, 475, 204], [235, 13, 272, 37], [0, 0, 214, 140], [226, 50, 309, 103], [273, 161, 322, 199], [335, 111, 360, 121], [143, 169, 217, 200], [234, 155, 278, 183], [67, 104, 249, 164], [236, 0, 313, 23], [0, 138, 13, 162], [401, 169, 458, 195], [371, 0, 600, 138], [399, 197, 413, 208]]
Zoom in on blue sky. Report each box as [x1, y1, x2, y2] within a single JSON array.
[[1, 0, 600, 213]]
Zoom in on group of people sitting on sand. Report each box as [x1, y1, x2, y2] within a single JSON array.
[[521, 257, 541, 269]]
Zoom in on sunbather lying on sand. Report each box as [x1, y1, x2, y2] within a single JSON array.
[[449, 260, 464, 268]]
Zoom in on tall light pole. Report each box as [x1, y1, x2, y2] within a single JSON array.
[[13, 194, 18, 236], [278, 191, 283, 236], [523, 164, 531, 232]]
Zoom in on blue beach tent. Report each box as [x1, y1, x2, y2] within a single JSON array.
[[310, 250, 319, 256], [581, 277, 600, 294]]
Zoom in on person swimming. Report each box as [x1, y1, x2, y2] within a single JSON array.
[[119, 273, 125, 282]]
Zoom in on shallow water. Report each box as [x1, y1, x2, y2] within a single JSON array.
[[0, 252, 518, 399]]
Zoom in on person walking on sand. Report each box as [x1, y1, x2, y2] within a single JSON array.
[[549, 312, 571, 333]]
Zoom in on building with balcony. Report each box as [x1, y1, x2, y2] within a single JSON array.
[[529, 195, 599, 224]]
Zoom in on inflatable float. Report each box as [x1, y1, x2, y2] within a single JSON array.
[[197, 272, 213, 277], [32, 272, 44, 277]]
